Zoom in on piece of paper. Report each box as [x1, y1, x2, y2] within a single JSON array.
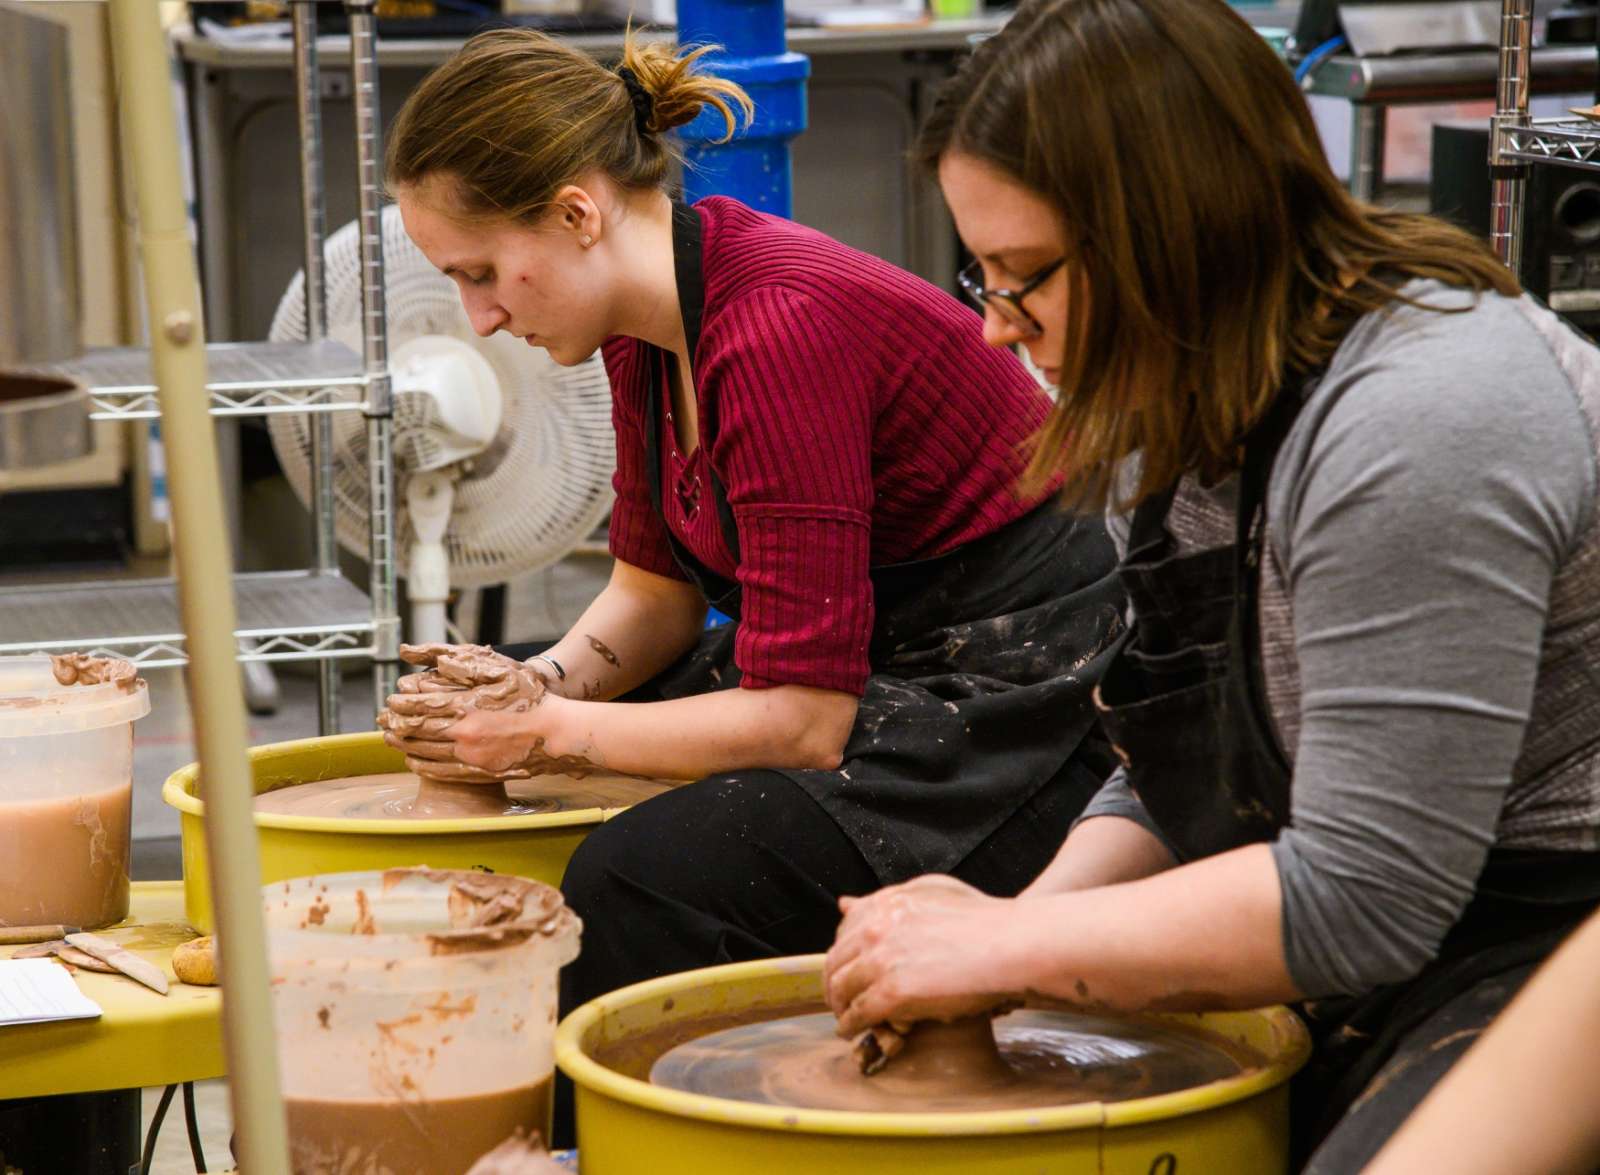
[[797, 4, 927, 25], [196, 16, 293, 45], [0, 959, 104, 1027]]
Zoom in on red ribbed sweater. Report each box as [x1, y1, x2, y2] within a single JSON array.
[[606, 196, 1053, 696]]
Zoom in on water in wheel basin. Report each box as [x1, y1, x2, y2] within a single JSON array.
[[649, 1009, 1265, 1114]]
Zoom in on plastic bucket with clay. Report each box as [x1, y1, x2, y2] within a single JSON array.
[[0, 655, 150, 930], [266, 867, 579, 1171]]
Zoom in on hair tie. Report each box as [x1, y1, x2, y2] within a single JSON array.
[[617, 66, 656, 135]]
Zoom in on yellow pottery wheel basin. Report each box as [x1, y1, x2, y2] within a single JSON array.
[[163, 731, 654, 931], [556, 955, 1311, 1175]]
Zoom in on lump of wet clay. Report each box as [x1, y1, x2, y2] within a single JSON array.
[[856, 1003, 1025, 1076], [855, 1016, 1011, 1081], [853, 1023, 908, 1075], [50, 652, 139, 692], [465, 1128, 568, 1175], [173, 936, 218, 986]]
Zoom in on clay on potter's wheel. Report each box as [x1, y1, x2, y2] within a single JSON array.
[[649, 1010, 1262, 1113], [252, 771, 672, 820]]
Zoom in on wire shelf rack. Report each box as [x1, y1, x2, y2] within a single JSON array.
[[0, 571, 377, 668], [38, 340, 368, 421], [1496, 115, 1600, 172]]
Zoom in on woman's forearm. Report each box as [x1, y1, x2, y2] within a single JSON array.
[[1022, 815, 1178, 898], [1003, 844, 1299, 1013], [825, 842, 1301, 1037], [546, 683, 858, 780], [535, 560, 706, 700]]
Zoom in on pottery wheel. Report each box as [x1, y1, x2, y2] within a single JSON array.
[[649, 1010, 1260, 1113], [252, 771, 672, 820]]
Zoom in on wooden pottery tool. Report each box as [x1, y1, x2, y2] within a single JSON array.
[[57, 946, 118, 973], [0, 924, 80, 946], [8, 939, 118, 973], [65, 931, 169, 995], [8, 940, 68, 959]]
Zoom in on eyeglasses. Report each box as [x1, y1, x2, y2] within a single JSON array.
[[957, 257, 1065, 337]]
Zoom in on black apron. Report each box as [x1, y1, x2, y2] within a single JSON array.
[[637, 202, 1128, 880], [1093, 379, 1600, 1158]]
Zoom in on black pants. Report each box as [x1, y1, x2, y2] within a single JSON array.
[[1300, 960, 1541, 1173], [552, 758, 1104, 1146]]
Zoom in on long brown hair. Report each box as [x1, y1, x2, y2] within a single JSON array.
[[918, 0, 1520, 510], [387, 29, 754, 222]]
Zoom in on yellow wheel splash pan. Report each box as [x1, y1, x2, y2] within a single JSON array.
[[163, 731, 638, 932], [557, 955, 1312, 1175]]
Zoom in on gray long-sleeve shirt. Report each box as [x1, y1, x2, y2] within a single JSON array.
[[1082, 281, 1600, 998]]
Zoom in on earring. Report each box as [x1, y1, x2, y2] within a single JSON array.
[[580, 233, 593, 247]]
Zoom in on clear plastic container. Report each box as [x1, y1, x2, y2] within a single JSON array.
[[264, 868, 581, 1175], [0, 655, 149, 929]]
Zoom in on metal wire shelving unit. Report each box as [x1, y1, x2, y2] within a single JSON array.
[[1, 0, 400, 728], [1488, 0, 1600, 270], [48, 340, 366, 420]]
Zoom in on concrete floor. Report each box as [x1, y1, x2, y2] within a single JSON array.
[[139, 1080, 233, 1175]]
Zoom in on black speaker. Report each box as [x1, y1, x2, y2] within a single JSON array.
[[1431, 121, 1600, 338]]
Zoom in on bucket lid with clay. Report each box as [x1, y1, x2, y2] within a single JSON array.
[[0, 655, 149, 737], [263, 867, 581, 966]]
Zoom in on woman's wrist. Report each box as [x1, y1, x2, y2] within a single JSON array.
[[524, 653, 575, 699], [985, 897, 1051, 1001], [526, 652, 566, 682], [529, 692, 582, 763]]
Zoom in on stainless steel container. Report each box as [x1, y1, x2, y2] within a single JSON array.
[[0, 0, 82, 367], [0, 373, 90, 468]]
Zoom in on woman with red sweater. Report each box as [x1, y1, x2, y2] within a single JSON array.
[[380, 30, 1122, 1056]]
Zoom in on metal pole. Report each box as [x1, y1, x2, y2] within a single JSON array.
[[293, 0, 341, 736], [0, 2, 80, 366], [348, 0, 401, 710], [104, 3, 291, 1172], [676, 0, 809, 215], [1490, 0, 1534, 273], [1348, 103, 1387, 202]]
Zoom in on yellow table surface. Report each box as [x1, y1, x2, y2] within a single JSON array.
[[0, 881, 225, 1100]]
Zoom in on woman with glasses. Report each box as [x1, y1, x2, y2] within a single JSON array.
[[824, 0, 1600, 1168], [377, 26, 1124, 1125], [959, 257, 1065, 347]]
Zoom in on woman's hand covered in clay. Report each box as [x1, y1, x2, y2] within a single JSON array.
[[393, 642, 531, 694], [824, 875, 1022, 1038], [378, 644, 594, 783]]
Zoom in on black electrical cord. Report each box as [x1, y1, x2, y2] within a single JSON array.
[[182, 1082, 208, 1172], [141, 1084, 177, 1175]]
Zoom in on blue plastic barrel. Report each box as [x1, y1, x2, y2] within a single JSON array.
[[676, 0, 810, 217]]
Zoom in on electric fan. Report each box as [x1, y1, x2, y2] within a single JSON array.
[[268, 205, 617, 641]]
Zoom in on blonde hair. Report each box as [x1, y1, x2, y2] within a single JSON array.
[[918, 0, 1520, 511], [386, 28, 754, 222]]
